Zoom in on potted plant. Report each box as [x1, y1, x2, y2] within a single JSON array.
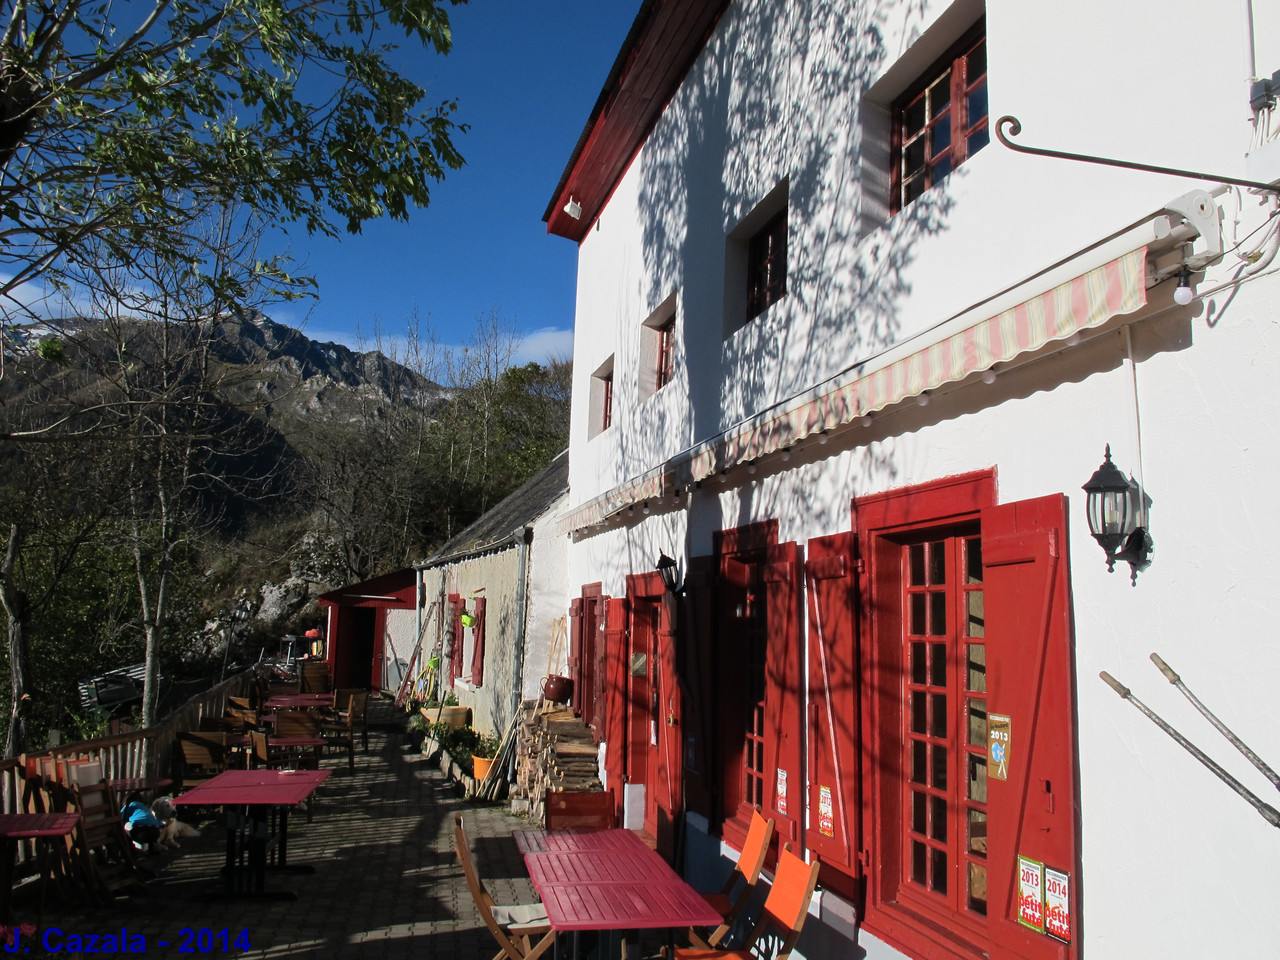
[[471, 734, 502, 780], [436, 690, 471, 730]]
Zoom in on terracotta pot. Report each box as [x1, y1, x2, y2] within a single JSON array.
[[472, 754, 495, 780], [437, 705, 471, 730], [541, 675, 573, 704]]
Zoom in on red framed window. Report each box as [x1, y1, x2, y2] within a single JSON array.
[[892, 22, 988, 213], [746, 209, 787, 320], [898, 533, 989, 922], [469, 596, 487, 687], [855, 474, 1079, 960], [655, 318, 675, 390]]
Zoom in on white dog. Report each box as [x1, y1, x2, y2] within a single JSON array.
[[150, 796, 200, 849]]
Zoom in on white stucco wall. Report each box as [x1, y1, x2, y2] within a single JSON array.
[[381, 608, 418, 696], [559, 0, 1280, 957], [523, 492, 570, 700]]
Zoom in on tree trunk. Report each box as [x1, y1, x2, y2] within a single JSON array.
[[0, 524, 31, 758]]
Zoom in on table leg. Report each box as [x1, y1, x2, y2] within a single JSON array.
[[0, 838, 16, 925], [222, 810, 240, 896]]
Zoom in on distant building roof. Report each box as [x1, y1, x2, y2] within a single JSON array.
[[418, 450, 568, 569]]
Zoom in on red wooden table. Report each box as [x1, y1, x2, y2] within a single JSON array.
[[173, 769, 330, 899], [518, 829, 720, 934], [0, 813, 81, 922]]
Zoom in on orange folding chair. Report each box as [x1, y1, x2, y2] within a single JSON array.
[[670, 842, 820, 960], [454, 813, 555, 960], [687, 808, 775, 949]]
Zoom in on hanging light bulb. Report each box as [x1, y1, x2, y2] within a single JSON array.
[[1173, 267, 1195, 306], [982, 368, 997, 385]]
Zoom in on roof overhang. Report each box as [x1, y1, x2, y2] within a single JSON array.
[[543, 0, 731, 242]]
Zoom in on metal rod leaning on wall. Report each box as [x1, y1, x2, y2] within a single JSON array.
[[1099, 670, 1280, 828], [1148, 652, 1280, 792]]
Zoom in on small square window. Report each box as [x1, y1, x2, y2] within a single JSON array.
[[891, 23, 988, 214], [746, 209, 787, 321], [639, 291, 678, 402]]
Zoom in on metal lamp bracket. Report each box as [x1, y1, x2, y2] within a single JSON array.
[[1162, 190, 1223, 270]]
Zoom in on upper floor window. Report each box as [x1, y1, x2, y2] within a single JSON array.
[[640, 291, 678, 402], [655, 318, 675, 390], [892, 23, 988, 213], [746, 209, 787, 321], [589, 356, 615, 439]]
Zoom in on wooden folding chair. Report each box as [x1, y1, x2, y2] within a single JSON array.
[[669, 843, 820, 960], [687, 808, 775, 949], [322, 691, 367, 772], [544, 789, 615, 831], [453, 813, 555, 960], [176, 732, 228, 788], [70, 781, 149, 904], [299, 661, 331, 694]]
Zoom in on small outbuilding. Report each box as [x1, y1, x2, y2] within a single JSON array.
[[317, 568, 418, 693]]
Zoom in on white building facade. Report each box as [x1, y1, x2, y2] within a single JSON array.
[[548, 1, 1280, 958]]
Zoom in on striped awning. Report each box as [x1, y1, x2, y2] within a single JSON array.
[[560, 245, 1148, 534], [555, 465, 671, 536]]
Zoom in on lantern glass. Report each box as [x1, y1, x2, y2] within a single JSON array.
[[1082, 446, 1136, 557]]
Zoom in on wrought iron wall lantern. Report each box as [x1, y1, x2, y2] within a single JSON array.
[[656, 552, 681, 595], [1082, 445, 1154, 585]]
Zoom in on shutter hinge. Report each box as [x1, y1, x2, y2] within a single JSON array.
[[855, 558, 865, 575], [858, 849, 871, 870]]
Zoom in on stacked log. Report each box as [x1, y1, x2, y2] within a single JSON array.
[[511, 699, 602, 823]]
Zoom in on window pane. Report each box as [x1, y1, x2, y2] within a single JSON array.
[[968, 809, 987, 855], [967, 40, 986, 79], [967, 84, 988, 125], [912, 691, 927, 734], [911, 593, 927, 635], [967, 644, 986, 692], [931, 120, 951, 157], [913, 790, 928, 834], [904, 97, 928, 137], [930, 591, 947, 636], [929, 70, 951, 111], [905, 176, 926, 205], [931, 848, 948, 893], [912, 841, 927, 884], [912, 641, 927, 684], [966, 538, 983, 583], [909, 543, 926, 585], [968, 698, 987, 747], [931, 744, 948, 790], [912, 741, 927, 784], [929, 542, 947, 584], [905, 137, 926, 174], [968, 127, 990, 155], [967, 590, 985, 637], [930, 642, 947, 686], [930, 693, 947, 738], [968, 753, 987, 803], [932, 155, 952, 180], [930, 795, 947, 842], [968, 863, 988, 914]]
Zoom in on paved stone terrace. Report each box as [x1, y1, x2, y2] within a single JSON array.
[[16, 698, 539, 958]]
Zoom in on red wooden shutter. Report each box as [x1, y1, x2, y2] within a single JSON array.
[[448, 593, 464, 682], [469, 597, 487, 687], [805, 532, 861, 883], [568, 598, 584, 715], [982, 494, 1078, 960], [603, 596, 629, 821], [764, 541, 803, 844]]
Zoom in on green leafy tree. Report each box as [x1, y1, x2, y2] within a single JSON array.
[[0, 0, 468, 323]]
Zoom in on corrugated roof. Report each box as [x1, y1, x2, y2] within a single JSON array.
[[418, 450, 569, 568]]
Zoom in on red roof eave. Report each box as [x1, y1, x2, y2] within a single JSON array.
[[543, 0, 731, 243]]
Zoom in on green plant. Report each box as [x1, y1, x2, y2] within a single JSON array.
[[473, 734, 502, 759], [406, 712, 427, 737], [446, 726, 481, 758], [443, 690, 459, 707]]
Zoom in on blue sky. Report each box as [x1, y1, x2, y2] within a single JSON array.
[[272, 1, 640, 367]]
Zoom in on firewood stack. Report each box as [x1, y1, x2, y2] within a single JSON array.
[[512, 699, 602, 823]]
